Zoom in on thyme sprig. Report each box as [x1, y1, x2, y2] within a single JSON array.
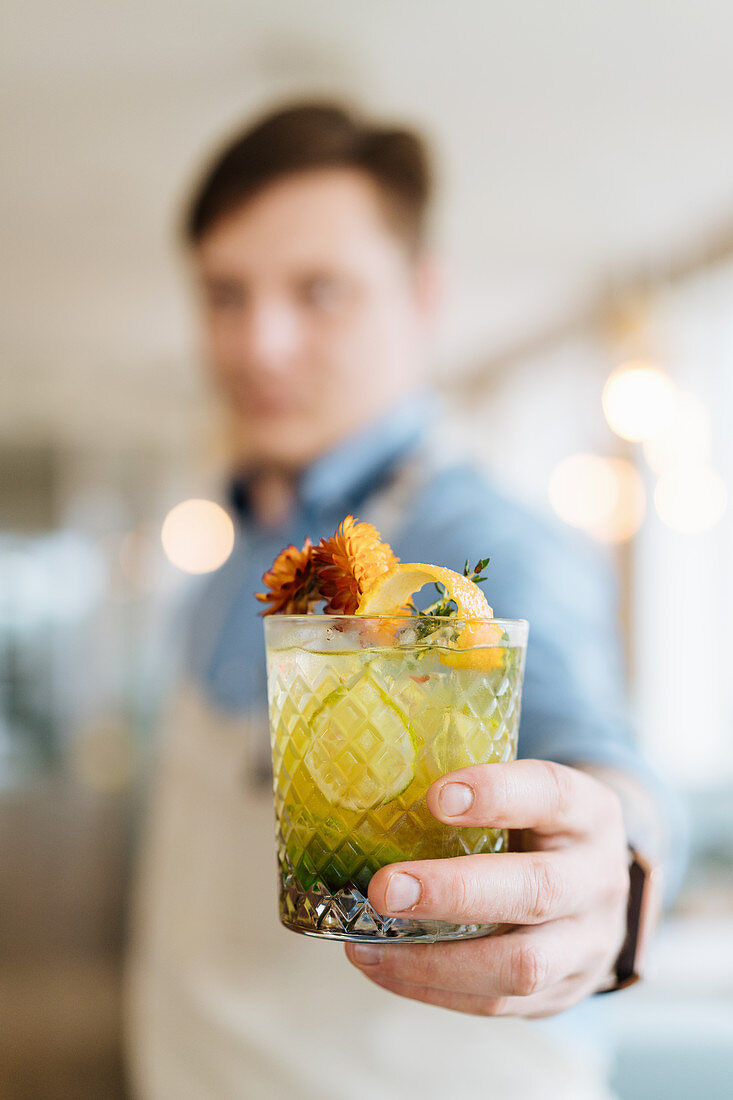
[[410, 557, 491, 641]]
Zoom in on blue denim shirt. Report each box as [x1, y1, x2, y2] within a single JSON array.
[[184, 392, 669, 801], [171, 393, 684, 1062]]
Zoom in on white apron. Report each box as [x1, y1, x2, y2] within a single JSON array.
[[125, 683, 614, 1100]]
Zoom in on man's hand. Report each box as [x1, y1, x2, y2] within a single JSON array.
[[345, 759, 631, 1017]]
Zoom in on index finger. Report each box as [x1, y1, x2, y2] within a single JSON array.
[[426, 759, 618, 838], [367, 847, 599, 925]]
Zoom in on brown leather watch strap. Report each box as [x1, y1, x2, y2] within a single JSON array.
[[596, 847, 661, 994]]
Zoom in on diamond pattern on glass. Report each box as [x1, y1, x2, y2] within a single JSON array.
[[267, 642, 524, 942]]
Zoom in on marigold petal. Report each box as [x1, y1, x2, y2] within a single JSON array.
[[256, 537, 321, 615], [313, 515, 399, 614]]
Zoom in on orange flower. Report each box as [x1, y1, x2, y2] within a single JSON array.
[[255, 538, 321, 615], [313, 515, 399, 614]]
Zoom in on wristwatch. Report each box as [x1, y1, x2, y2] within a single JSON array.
[[596, 847, 662, 993]]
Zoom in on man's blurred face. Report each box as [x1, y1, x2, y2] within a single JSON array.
[[193, 168, 435, 470]]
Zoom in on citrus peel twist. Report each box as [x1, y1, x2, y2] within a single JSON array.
[[356, 563, 504, 670]]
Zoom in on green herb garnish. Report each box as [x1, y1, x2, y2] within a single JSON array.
[[410, 557, 491, 643]]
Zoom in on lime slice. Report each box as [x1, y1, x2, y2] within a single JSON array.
[[306, 671, 419, 811]]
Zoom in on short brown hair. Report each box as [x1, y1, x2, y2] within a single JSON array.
[[184, 101, 432, 253]]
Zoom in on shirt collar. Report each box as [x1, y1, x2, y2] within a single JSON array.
[[230, 390, 437, 522], [299, 390, 436, 515]]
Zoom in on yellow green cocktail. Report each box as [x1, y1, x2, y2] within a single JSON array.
[[265, 614, 527, 942]]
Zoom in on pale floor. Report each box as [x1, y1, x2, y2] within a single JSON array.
[[0, 957, 127, 1100]]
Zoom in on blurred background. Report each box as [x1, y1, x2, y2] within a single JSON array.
[[1, 2, 732, 1097]]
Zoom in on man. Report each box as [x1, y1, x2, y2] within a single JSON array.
[[127, 102, 677, 1099]]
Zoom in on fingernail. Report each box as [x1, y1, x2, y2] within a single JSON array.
[[385, 872, 421, 911], [351, 944, 383, 966], [439, 782, 474, 817]]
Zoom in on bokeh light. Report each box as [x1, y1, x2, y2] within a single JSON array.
[[654, 466, 727, 534], [161, 499, 235, 574], [643, 389, 712, 474], [602, 361, 678, 442], [549, 453, 646, 543]]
